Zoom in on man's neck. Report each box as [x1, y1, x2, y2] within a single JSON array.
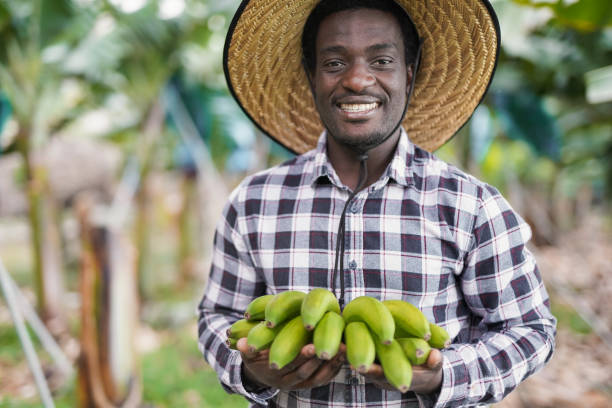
[[326, 130, 401, 192]]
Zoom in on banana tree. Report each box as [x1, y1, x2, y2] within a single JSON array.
[[0, 0, 100, 327]]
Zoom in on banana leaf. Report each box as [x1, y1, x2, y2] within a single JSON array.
[[514, 0, 612, 31], [491, 90, 561, 161], [585, 64, 612, 104]]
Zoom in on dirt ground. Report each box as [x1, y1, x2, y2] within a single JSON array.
[[497, 215, 612, 408]]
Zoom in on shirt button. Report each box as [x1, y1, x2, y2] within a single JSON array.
[[348, 260, 357, 270], [349, 376, 359, 385], [350, 203, 359, 213]]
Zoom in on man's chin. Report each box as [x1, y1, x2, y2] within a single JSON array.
[[330, 130, 388, 152]]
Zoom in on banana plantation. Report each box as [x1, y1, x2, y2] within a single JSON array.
[[0, 0, 611, 407]]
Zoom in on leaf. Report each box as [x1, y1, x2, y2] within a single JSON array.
[[491, 90, 562, 160], [0, 1, 10, 32], [40, 0, 76, 47], [513, 0, 612, 31], [585, 64, 612, 104], [554, 0, 612, 31], [0, 92, 11, 138]]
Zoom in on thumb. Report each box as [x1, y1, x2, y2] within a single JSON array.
[[237, 337, 258, 360], [426, 348, 443, 370]]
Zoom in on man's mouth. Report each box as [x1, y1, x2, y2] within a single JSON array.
[[338, 102, 379, 113]]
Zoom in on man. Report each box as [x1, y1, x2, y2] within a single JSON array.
[[198, 0, 556, 407]]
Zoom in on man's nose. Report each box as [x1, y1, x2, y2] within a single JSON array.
[[341, 62, 375, 93]]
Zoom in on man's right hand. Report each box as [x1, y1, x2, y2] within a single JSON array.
[[236, 337, 345, 391]]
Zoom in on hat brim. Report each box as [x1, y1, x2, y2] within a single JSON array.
[[224, 0, 500, 154]]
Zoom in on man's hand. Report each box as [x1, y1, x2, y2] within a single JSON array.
[[236, 337, 345, 391], [361, 348, 443, 395]]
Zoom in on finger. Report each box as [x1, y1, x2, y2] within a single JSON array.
[[237, 337, 254, 358], [426, 348, 443, 370], [363, 362, 385, 379], [238, 337, 268, 361], [296, 353, 345, 388], [277, 344, 317, 373], [281, 357, 323, 388]]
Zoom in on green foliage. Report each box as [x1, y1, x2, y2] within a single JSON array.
[[0, 324, 38, 365], [491, 90, 561, 160], [514, 0, 612, 31], [141, 327, 248, 408], [551, 299, 593, 335]]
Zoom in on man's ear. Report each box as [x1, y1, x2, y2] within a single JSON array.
[[406, 64, 414, 96]]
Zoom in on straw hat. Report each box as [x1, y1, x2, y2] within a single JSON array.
[[224, 0, 500, 154]]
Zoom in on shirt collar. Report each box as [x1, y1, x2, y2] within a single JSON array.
[[308, 129, 416, 188], [385, 128, 415, 188]]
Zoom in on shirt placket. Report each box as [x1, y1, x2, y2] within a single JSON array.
[[344, 192, 365, 297], [344, 192, 366, 406]]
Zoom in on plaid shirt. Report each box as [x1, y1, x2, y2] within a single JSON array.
[[197, 131, 556, 407]]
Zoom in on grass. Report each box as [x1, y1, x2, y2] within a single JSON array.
[[0, 322, 248, 407], [550, 298, 593, 335], [141, 327, 247, 408]]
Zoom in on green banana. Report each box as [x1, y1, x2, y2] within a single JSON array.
[[313, 311, 345, 360], [244, 294, 274, 321], [382, 299, 431, 341], [428, 322, 451, 349], [342, 296, 395, 344], [397, 337, 431, 365], [265, 291, 307, 328], [226, 337, 238, 350], [269, 315, 312, 370], [345, 322, 375, 373], [227, 319, 260, 340], [301, 288, 340, 330], [246, 321, 286, 352], [269, 316, 312, 370], [374, 336, 413, 393]]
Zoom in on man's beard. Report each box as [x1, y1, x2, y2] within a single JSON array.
[[326, 128, 391, 154]]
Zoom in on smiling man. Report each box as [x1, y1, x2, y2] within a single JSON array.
[[198, 0, 556, 407]]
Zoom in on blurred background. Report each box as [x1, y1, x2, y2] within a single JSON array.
[[0, 0, 610, 407]]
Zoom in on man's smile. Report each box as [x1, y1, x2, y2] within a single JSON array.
[[338, 102, 379, 113]]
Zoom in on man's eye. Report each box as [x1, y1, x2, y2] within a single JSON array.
[[324, 60, 344, 68], [374, 58, 393, 65]]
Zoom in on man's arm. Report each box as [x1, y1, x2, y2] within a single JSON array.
[[435, 185, 556, 407], [196, 199, 277, 405]]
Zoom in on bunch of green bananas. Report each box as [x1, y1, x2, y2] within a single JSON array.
[[225, 289, 451, 392]]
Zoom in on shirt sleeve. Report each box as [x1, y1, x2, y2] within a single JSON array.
[[433, 185, 556, 407], [196, 196, 278, 405]]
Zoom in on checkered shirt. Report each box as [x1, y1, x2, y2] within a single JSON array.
[[197, 131, 556, 407]]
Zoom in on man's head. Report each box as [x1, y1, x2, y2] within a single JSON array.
[[301, 0, 420, 153], [302, 0, 420, 74]]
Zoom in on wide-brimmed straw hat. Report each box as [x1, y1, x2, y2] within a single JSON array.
[[224, 0, 500, 154]]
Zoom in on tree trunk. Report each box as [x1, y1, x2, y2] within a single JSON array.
[[17, 127, 66, 331], [76, 194, 141, 408], [135, 99, 164, 301], [177, 173, 197, 287]]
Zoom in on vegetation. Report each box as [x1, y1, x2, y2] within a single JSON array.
[[0, 0, 610, 407]]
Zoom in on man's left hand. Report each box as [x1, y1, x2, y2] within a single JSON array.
[[361, 348, 443, 395]]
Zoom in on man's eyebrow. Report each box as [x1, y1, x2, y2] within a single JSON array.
[[366, 42, 399, 52], [319, 45, 347, 55]]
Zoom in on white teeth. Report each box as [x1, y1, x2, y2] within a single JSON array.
[[339, 103, 378, 113]]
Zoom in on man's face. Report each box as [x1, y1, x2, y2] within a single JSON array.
[[310, 8, 412, 152]]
